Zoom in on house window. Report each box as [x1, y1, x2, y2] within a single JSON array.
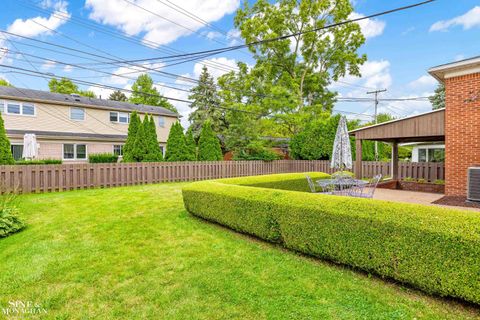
[[4, 101, 35, 116], [63, 144, 87, 160], [159, 145, 164, 157], [119, 112, 129, 124], [70, 107, 85, 121], [22, 104, 35, 116], [418, 148, 427, 162], [7, 103, 21, 114], [158, 116, 165, 128], [428, 148, 445, 162], [11, 144, 23, 161], [109, 112, 118, 122], [110, 111, 129, 124], [113, 144, 123, 156]]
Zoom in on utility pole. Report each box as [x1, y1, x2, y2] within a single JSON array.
[[366, 88, 387, 160]]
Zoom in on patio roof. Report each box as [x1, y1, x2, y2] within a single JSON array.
[[349, 108, 445, 143]]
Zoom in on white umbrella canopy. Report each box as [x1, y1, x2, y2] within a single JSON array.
[[330, 116, 353, 170], [22, 134, 38, 160]]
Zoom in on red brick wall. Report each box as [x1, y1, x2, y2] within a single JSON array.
[[445, 72, 480, 196]]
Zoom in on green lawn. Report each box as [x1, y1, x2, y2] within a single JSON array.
[[0, 183, 479, 319]]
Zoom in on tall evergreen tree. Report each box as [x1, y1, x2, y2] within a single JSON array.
[[198, 121, 223, 161], [109, 90, 128, 101], [429, 83, 445, 110], [129, 74, 178, 113], [0, 113, 14, 164], [122, 111, 140, 162], [185, 127, 197, 161], [132, 117, 148, 162], [165, 122, 188, 161], [188, 65, 226, 138], [144, 115, 163, 161]]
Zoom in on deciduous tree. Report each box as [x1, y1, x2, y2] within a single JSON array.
[[130, 74, 177, 113], [109, 90, 128, 102], [48, 77, 96, 98]]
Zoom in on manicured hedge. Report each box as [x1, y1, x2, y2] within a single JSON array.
[[88, 153, 119, 163], [15, 159, 62, 165], [182, 173, 480, 304]]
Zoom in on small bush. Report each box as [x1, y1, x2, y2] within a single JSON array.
[[89, 153, 119, 163], [417, 178, 426, 184], [183, 173, 480, 304], [434, 179, 445, 185], [233, 149, 282, 161], [15, 159, 62, 165], [403, 177, 415, 182], [0, 193, 25, 238]]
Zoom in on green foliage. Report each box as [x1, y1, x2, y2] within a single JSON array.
[[188, 65, 226, 138], [185, 128, 197, 161], [290, 114, 354, 160], [132, 117, 148, 162], [123, 111, 140, 162], [109, 90, 127, 101], [143, 115, 163, 162], [417, 178, 426, 184], [129, 74, 177, 113], [0, 193, 25, 238], [233, 148, 281, 161], [403, 177, 415, 182], [15, 159, 62, 165], [218, 0, 366, 136], [0, 113, 14, 165], [332, 171, 354, 178], [198, 121, 223, 161], [183, 174, 480, 304], [429, 83, 445, 110], [165, 122, 189, 161], [434, 179, 445, 185], [0, 79, 12, 87], [88, 153, 119, 163], [48, 77, 96, 98]]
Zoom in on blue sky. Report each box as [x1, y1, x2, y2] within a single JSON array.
[[0, 0, 479, 126]]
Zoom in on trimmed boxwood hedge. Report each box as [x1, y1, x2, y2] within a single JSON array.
[[182, 172, 480, 304]]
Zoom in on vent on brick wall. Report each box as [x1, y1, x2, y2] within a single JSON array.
[[467, 167, 480, 202]]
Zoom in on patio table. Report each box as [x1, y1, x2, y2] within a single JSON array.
[[316, 178, 368, 192]]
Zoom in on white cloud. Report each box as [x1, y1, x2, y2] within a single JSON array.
[[349, 12, 385, 39], [226, 28, 242, 45], [63, 65, 74, 72], [41, 60, 56, 70], [204, 31, 222, 40], [430, 6, 480, 32], [87, 86, 114, 99], [408, 75, 437, 90], [193, 57, 237, 79], [85, 0, 240, 46], [108, 62, 164, 85], [454, 54, 465, 61], [7, 1, 70, 37]]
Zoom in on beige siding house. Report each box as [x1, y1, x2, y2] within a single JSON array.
[[0, 86, 179, 162]]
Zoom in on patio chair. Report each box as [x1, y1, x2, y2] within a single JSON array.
[[348, 174, 382, 198], [306, 175, 332, 194]]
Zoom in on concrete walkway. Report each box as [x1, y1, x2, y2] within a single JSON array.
[[373, 189, 480, 211]]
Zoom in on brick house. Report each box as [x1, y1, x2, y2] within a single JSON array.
[[429, 56, 480, 196], [0, 86, 178, 162]]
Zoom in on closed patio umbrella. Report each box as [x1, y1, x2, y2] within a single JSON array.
[[22, 133, 38, 160], [330, 116, 352, 170]]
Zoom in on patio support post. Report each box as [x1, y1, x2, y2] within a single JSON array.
[[355, 137, 363, 179], [391, 141, 399, 180]]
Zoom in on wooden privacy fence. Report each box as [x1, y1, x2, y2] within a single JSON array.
[[0, 160, 444, 194]]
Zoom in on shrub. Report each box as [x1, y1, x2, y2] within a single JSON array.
[[88, 153, 119, 163], [233, 148, 282, 161], [182, 173, 480, 304], [0, 193, 25, 238], [198, 121, 222, 161], [165, 122, 189, 161], [15, 159, 62, 165], [0, 113, 14, 165], [434, 179, 445, 185], [417, 178, 426, 184], [403, 177, 415, 182]]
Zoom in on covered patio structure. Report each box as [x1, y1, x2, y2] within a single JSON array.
[[349, 109, 445, 180]]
